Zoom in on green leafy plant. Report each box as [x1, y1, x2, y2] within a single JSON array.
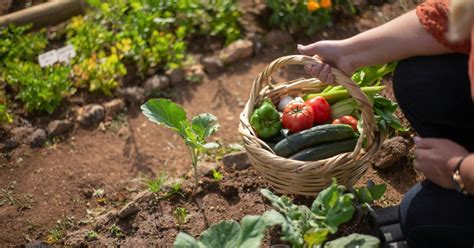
[[141, 98, 219, 194], [174, 210, 283, 248], [85, 230, 98, 241], [110, 224, 124, 238], [325, 233, 380, 248], [173, 207, 189, 226], [211, 169, 223, 182], [143, 172, 168, 193], [4, 62, 74, 113], [261, 179, 356, 247], [353, 180, 387, 214]]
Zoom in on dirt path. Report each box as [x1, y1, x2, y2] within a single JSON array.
[[0, 1, 420, 245]]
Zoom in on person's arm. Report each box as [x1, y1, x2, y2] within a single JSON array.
[[298, 10, 453, 82], [448, 154, 474, 194]]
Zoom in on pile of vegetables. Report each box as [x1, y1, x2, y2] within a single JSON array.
[[250, 63, 405, 161]]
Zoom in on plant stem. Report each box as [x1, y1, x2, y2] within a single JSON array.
[[190, 148, 199, 196]]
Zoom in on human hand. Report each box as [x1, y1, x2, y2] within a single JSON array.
[[413, 137, 469, 189], [297, 40, 355, 84]]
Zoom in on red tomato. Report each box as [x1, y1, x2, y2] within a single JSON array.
[[333, 115, 358, 131], [282, 102, 314, 133], [305, 96, 332, 124]]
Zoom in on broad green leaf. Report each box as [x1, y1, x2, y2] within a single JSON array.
[[312, 180, 355, 233], [304, 228, 330, 247], [237, 210, 286, 247], [141, 98, 188, 135], [191, 113, 219, 141], [355, 187, 373, 204], [173, 232, 199, 248], [368, 184, 387, 201], [197, 220, 240, 248], [324, 233, 380, 248]]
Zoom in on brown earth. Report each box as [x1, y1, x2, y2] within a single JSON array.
[[0, 0, 422, 246]]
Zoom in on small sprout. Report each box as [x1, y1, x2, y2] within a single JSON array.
[[211, 169, 223, 182], [92, 188, 105, 198], [110, 224, 124, 237], [144, 173, 168, 193], [46, 226, 64, 245], [85, 230, 98, 241], [173, 207, 188, 226]]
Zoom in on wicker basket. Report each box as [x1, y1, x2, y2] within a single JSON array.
[[238, 55, 383, 196]]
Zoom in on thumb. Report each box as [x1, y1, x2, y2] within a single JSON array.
[[297, 43, 321, 56]]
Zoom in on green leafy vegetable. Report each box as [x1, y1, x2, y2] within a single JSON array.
[[173, 210, 284, 248], [141, 98, 219, 193], [324, 233, 380, 248]]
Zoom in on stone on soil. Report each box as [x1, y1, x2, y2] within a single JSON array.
[[10, 126, 35, 144], [373, 136, 411, 169], [223, 151, 251, 170], [118, 201, 138, 219], [77, 104, 105, 126], [202, 56, 223, 74], [119, 86, 145, 104], [218, 39, 254, 65], [28, 129, 47, 148], [143, 75, 170, 96], [47, 120, 73, 136], [103, 99, 125, 118], [167, 68, 185, 85]]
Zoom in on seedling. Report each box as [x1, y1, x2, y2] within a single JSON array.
[[85, 230, 98, 241], [211, 169, 223, 182], [173, 207, 188, 226], [143, 173, 168, 193], [110, 224, 124, 237], [142, 99, 219, 194]]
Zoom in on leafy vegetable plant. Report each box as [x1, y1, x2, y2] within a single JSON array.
[[141, 98, 219, 194], [261, 179, 356, 247], [173, 210, 284, 248]]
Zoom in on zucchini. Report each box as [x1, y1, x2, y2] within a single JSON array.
[[289, 138, 358, 161], [273, 124, 356, 158]]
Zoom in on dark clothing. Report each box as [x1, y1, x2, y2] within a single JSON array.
[[393, 54, 474, 247]]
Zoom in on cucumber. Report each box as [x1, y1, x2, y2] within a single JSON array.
[[273, 124, 356, 158], [289, 138, 358, 161]]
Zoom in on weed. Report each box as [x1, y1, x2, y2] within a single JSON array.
[[85, 230, 98, 241], [211, 169, 223, 182], [143, 173, 168, 193], [110, 224, 124, 238], [173, 207, 188, 226]]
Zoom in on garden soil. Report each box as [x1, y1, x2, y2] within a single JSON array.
[[0, 1, 422, 246]]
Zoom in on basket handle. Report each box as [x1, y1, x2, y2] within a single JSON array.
[[244, 55, 377, 151]]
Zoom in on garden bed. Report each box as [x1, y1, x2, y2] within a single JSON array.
[[0, 0, 422, 246]]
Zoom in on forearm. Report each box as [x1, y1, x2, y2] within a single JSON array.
[[339, 10, 453, 73], [459, 155, 474, 194]]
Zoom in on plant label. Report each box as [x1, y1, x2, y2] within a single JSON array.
[[57, 45, 76, 63], [38, 50, 58, 67]]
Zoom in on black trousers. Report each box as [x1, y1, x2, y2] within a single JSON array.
[[394, 54, 474, 248]]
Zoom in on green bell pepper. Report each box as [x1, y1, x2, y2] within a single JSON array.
[[250, 99, 282, 139]]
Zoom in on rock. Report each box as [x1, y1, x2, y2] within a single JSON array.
[[95, 210, 117, 227], [373, 136, 411, 169], [264, 30, 293, 47], [10, 126, 35, 144], [118, 201, 138, 219], [223, 151, 251, 170], [28, 129, 46, 148], [47, 120, 73, 136], [167, 68, 185, 85], [77, 104, 105, 126], [202, 56, 223, 74], [218, 39, 254, 65], [2, 139, 19, 150], [119, 86, 145, 104], [103, 99, 125, 118], [143, 75, 170, 96], [187, 162, 219, 178], [185, 64, 205, 83]]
